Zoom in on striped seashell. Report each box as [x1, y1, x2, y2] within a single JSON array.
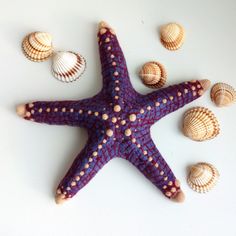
[[187, 162, 219, 193], [160, 23, 185, 51], [139, 61, 167, 88], [22, 32, 53, 62], [211, 82, 236, 107], [183, 107, 220, 141], [52, 51, 86, 82]]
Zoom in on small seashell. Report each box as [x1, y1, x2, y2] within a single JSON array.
[[51, 51, 86, 82], [139, 61, 167, 88], [187, 162, 219, 193], [211, 82, 236, 107], [22, 32, 53, 62], [183, 107, 220, 141], [160, 23, 185, 51]]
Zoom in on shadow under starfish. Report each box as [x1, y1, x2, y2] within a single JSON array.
[[17, 21, 211, 204]]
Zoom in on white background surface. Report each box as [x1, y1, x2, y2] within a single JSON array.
[[0, 0, 236, 235]]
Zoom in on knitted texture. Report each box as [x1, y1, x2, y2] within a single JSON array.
[[20, 22, 206, 203]]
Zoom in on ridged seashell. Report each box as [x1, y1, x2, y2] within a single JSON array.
[[22, 32, 53, 62], [187, 162, 219, 193], [139, 61, 167, 88], [52, 51, 86, 82], [183, 107, 220, 141], [160, 23, 185, 51], [211, 82, 236, 107]]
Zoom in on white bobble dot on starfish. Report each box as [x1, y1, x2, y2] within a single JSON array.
[[103, 139, 107, 143], [143, 150, 147, 155], [140, 109, 144, 114], [165, 191, 172, 197], [107, 46, 111, 51], [111, 117, 117, 123], [132, 138, 136, 143], [177, 92, 182, 97], [160, 171, 164, 175], [115, 87, 120, 91], [171, 187, 177, 193], [168, 181, 173, 186], [46, 108, 50, 112], [129, 114, 136, 122], [54, 108, 58, 112], [137, 144, 141, 148], [198, 90, 204, 95], [184, 89, 188, 94], [88, 110, 92, 114], [163, 99, 167, 104], [121, 120, 126, 125], [75, 176, 80, 181], [193, 91, 197, 96], [93, 151, 98, 156], [79, 109, 83, 114], [70, 108, 74, 113], [29, 103, 34, 108], [125, 128, 132, 136], [148, 156, 153, 162], [80, 171, 85, 176], [114, 71, 119, 76], [71, 181, 76, 187], [147, 106, 151, 110], [98, 144, 102, 149], [100, 28, 107, 34], [26, 112, 31, 117], [94, 112, 99, 116], [84, 164, 89, 169], [169, 96, 174, 101], [31, 110, 35, 114], [106, 129, 113, 137], [88, 158, 93, 162], [112, 62, 116, 66], [38, 108, 43, 113], [155, 163, 159, 168], [114, 96, 119, 100], [155, 102, 160, 107], [102, 114, 109, 120], [114, 105, 121, 112], [163, 185, 167, 189], [105, 37, 110, 43], [115, 80, 119, 83], [191, 86, 196, 91], [66, 187, 71, 191], [62, 108, 66, 112]]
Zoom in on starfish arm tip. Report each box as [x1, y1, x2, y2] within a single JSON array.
[[55, 194, 68, 205], [16, 104, 26, 118], [199, 79, 211, 92], [98, 21, 111, 30], [171, 190, 185, 203]]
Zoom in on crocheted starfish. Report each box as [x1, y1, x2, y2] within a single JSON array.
[[17, 22, 210, 204]]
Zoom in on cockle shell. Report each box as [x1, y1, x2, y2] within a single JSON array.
[[52, 51, 86, 82], [183, 107, 220, 141], [139, 61, 167, 88], [160, 23, 185, 51], [211, 82, 236, 107], [187, 162, 219, 193], [22, 32, 53, 62]]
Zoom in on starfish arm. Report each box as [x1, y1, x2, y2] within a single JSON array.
[[138, 79, 211, 124], [120, 135, 185, 202], [55, 135, 119, 204], [97, 22, 138, 101], [16, 98, 104, 127]]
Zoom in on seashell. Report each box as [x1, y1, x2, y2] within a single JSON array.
[[187, 162, 219, 193], [183, 107, 220, 141], [22, 32, 53, 62], [52, 51, 86, 82], [160, 23, 185, 51], [139, 61, 167, 88], [211, 82, 236, 107]]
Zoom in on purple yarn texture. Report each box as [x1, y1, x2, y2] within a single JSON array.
[[22, 23, 206, 202]]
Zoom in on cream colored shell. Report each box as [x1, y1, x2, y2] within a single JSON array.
[[211, 82, 236, 107], [183, 107, 220, 141], [51, 51, 86, 83], [160, 23, 185, 51], [22, 32, 53, 62], [139, 61, 167, 88], [187, 162, 219, 193]]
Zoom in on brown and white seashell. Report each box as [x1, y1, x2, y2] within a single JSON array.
[[211, 82, 236, 107], [160, 23, 185, 51], [187, 162, 219, 193], [139, 61, 167, 88], [183, 107, 220, 141], [51, 51, 86, 82], [22, 32, 53, 62]]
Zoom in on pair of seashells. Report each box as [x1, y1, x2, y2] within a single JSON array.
[[22, 32, 86, 83], [187, 162, 219, 193]]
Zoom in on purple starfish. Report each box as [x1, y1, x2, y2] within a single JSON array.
[[17, 22, 210, 204]]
